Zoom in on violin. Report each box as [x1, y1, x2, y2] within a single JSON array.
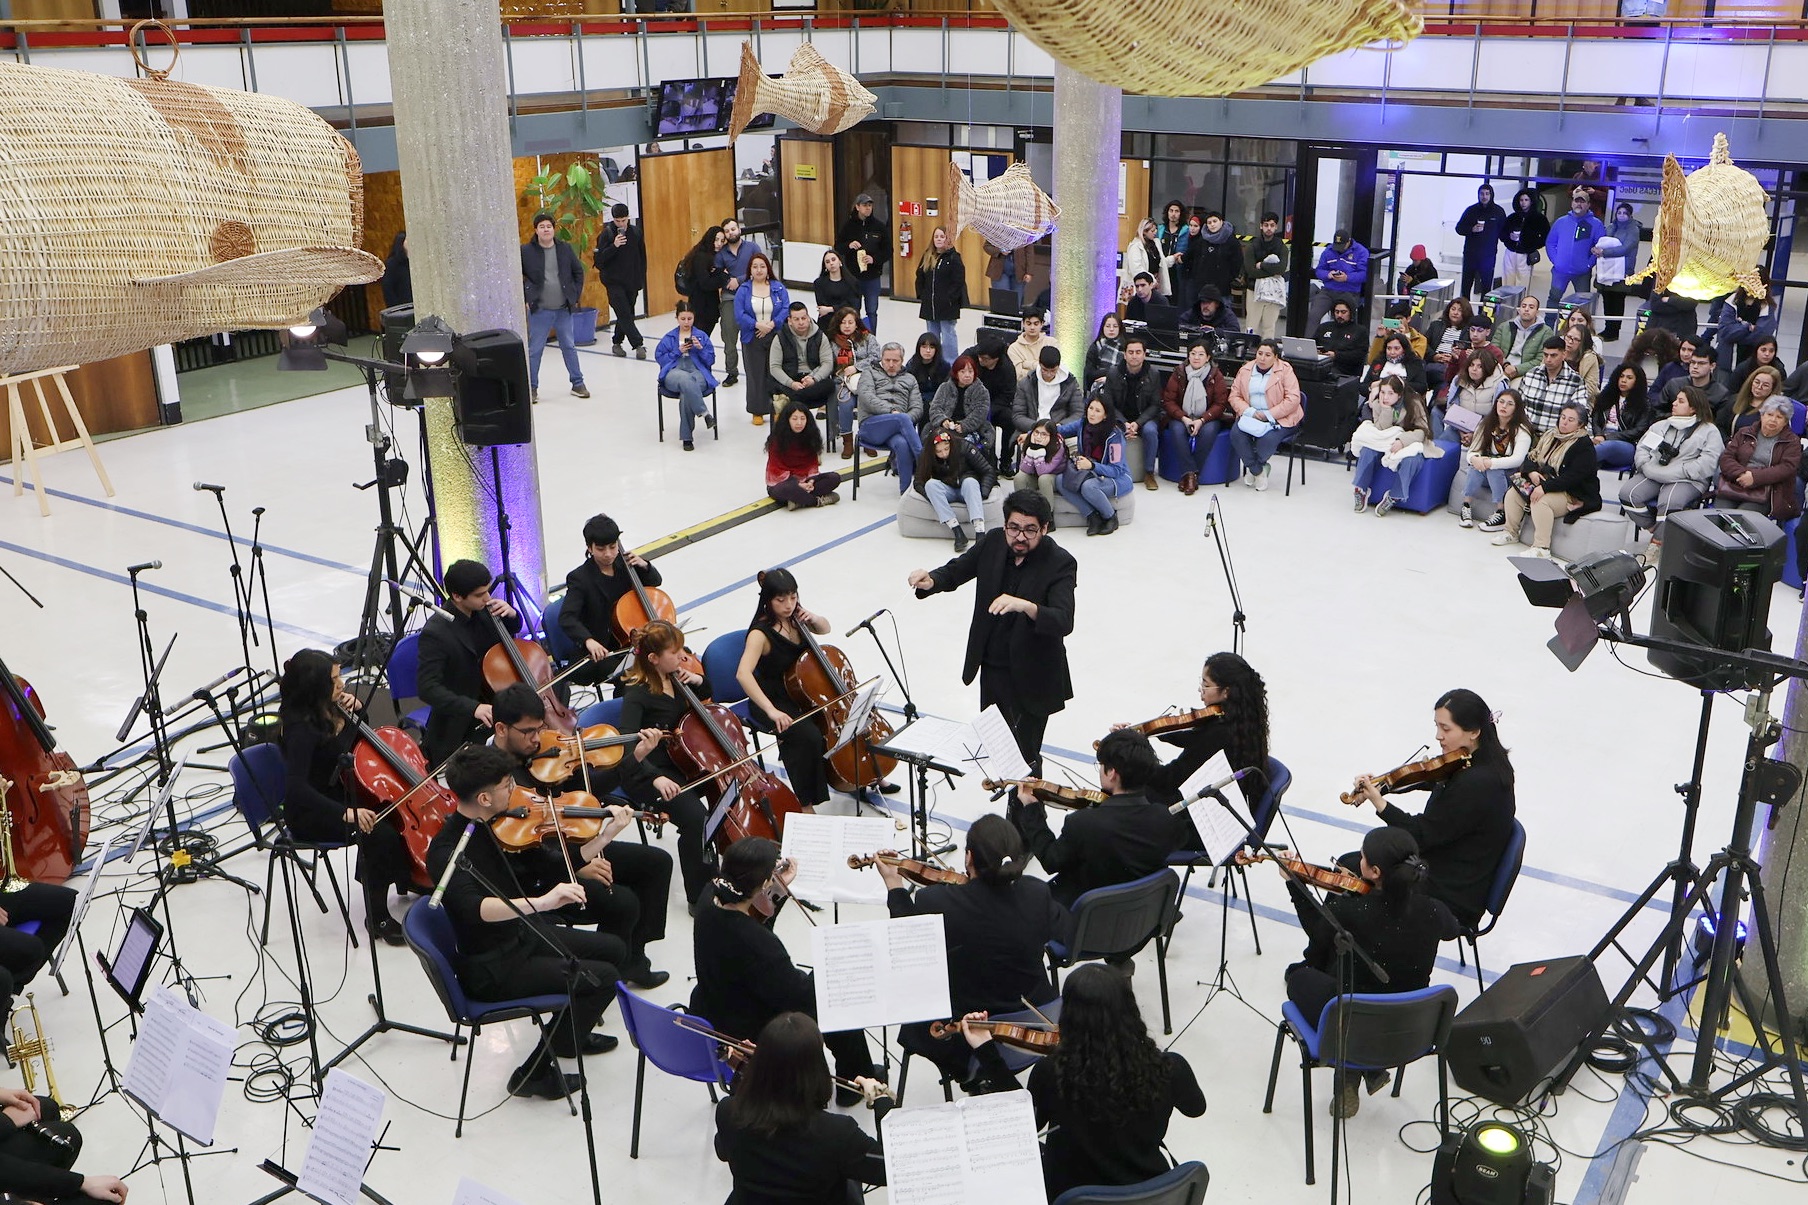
[[927, 1018, 1060, 1053], [487, 787, 670, 852], [984, 777, 1108, 810], [847, 851, 967, 887], [527, 725, 641, 785], [666, 677, 804, 854], [480, 607, 580, 734], [0, 657, 91, 884], [1233, 849, 1370, 895], [782, 620, 896, 793], [1339, 749, 1471, 806], [671, 1016, 891, 1106], [1105, 705, 1224, 747], [339, 706, 460, 891], [610, 555, 678, 648]]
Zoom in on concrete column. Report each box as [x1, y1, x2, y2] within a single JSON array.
[[1050, 64, 1121, 381], [1749, 613, 1808, 1039], [385, 0, 547, 606]]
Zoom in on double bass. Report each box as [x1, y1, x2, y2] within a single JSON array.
[[480, 607, 580, 733], [0, 656, 90, 884], [338, 705, 460, 891], [666, 678, 804, 853], [783, 625, 895, 793]]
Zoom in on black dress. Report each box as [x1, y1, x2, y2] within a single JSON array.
[[748, 621, 831, 808], [617, 678, 713, 905], [278, 717, 412, 911]]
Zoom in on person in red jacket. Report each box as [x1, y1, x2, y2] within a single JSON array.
[[764, 402, 843, 509], [1159, 337, 1230, 495]]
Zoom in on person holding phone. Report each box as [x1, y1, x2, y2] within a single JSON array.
[[654, 300, 718, 450]]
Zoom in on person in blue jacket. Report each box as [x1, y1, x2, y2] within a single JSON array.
[[1056, 396, 1132, 536], [731, 252, 790, 422], [1545, 188, 1607, 310], [1309, 230, 1369, 330], [654, 299, 718, 450], [1454, 184, 1506, 298]]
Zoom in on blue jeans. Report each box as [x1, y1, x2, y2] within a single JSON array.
[[1160, 419, 1224, 476], [1462, 464, 1511, 508], [527, 306, 584, 391], [1229, 422, 1289, 473], [1547, 269, 1594, 310], [1137, 420, 1161, 478], [1057, 473, 1117, 519], [859, 413, 921, 491], [1595, 439, 1636, 470], [1353, 447, 1421, 500], [923, 477, 984, 526], [662, 361, 710, 441], [861, 278, 883, 335], [926, 319, 958, 355]]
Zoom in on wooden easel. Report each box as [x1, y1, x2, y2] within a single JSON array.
[[5, 365, 114, 516]]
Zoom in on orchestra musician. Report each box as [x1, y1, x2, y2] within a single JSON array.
[[0, 1082, 127, 1203], [907, 489, 1077, 776], [1345, 688, 1517, 929], [691, 838, 885, 1105], [416, 559, 521, 765], [713, 1012, 889, 1205], [878, 814, 1069, 1084], [957, 964, 1205, 1201], [427, 744, 624, 1102], [733, 569, 833, 812], [275, 649, 413, 945], [486, 684, 674, 989], [616, 621, 714, 910], [1133, 651, 1270, 827], [557, 513, 660, 686]]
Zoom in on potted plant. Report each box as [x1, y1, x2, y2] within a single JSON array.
[[521, 160, 611, 345]]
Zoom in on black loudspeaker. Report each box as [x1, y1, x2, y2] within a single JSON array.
[[1647, 510, 1783, 690], [378, 304, 415, 408], [452, 329, 534, 447], [1446, 956, 1609, 1105]]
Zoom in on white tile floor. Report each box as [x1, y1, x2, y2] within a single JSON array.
[[1, 298, 1804, 1204]]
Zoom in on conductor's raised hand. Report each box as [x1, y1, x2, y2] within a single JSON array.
[[907, 569, 936, 592]]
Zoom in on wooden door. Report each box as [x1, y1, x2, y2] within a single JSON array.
[[1118, 159, 1151, 251], [781, 138, 836, 248], [890, 145, 991, 307], [641, 148, 736, 316]]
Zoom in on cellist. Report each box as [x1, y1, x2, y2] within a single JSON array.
[[616, 622, 713, 911], [557, 513, 662, 686], [732, 568, 837, 812], [417, 559, 521, 765], [275, 650, 412, 944]]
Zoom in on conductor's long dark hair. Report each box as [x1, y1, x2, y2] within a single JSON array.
[[1436, 687, 1513, 787], [1046, 965, 1169, 1114], [724, 1011, 832, 1135]]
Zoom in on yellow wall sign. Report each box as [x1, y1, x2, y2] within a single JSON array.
[[793, 164, 818, 180]]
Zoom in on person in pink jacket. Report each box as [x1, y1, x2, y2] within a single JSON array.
[[1227, 340, 1303, 490]]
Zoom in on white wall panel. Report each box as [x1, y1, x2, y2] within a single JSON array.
[[343, 42, 391, 108], [509, 38, 579, 97], [245, 44, 345, 109], [582, 36, 643, 93]]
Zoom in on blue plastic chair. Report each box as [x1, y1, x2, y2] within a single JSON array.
[[541, 596, 581, 666], [614, 984, 735, 1158], [1455, 819, 1527, 989], [385, 632, 431, 728], [1048, 869, 1181, 1035], [1051, 1161, 1210, 1205], [403, 901, 574, 1136], [1263, 985, 1458, 1187], [1195, 430, 1241, 486], [227, 744, 355, 948], [1784, 516, 1804, 591], [700, 630, 766, 761], [1167, 756, 1292, 955]]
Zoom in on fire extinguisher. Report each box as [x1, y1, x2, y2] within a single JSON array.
[[898, 219, 913, 260]]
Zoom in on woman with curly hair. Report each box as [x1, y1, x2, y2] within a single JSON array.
[[957, 963, 1205, 1199], [1131, 652, 1269, 836]]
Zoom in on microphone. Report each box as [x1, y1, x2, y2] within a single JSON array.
[[386, 579, 453, 617], [127, 561, 162, 576], [192, 482, 225, 494], [1168, 767, 1256, 814], [428, 822, 477, 909], [190, 666, 246, 701], [844, 608, 889, 638], [924, 842, 958, 859], [1204, 494, 1219, 535]]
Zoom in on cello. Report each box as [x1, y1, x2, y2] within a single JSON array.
[[338, 705, 460, 891], [783, 625, 895, 793], [480, 608, 580, 734], [667, 677, 804, 853], [610, 556, 678, 648], [0, 656, 90, 884]]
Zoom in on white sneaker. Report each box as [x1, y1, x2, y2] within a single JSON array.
[[1490, 532, 1519, 547], [1255, 465, 1272, 491], [1531, 547, 1553, 558], [1241, 470, 1257, 488]]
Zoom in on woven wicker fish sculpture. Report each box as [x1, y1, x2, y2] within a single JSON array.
[[0, 56, 379, 376], [728, 42, 876, 142], [1627, 133, 1769, 300], [948, 161, 1061, 254], [988, 0, 1420, 98]]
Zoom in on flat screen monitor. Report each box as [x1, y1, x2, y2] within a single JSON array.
[[100, 906, 163, 1013], [655, 78, 726, 137], [719, 77, 777, 132]]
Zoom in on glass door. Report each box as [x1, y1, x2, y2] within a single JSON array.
[[1288, 144, 1380, 336]]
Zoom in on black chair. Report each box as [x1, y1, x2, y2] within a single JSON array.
[[1051, 1161, 1209, 1205], [1454, 819, 1527, 989], [654, 379, 719, 443], [1047, 869, 1182, 1034], [227, 744, 357, 948]]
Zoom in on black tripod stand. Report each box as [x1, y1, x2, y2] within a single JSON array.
[[1203, 494, 1247, 655]]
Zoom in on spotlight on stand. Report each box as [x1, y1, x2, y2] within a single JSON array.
[[1511, 549, 1648, 671], [1429, 1119, 1554, 1205], [277, 306, 349, 371], [401, 315, 457, 400]]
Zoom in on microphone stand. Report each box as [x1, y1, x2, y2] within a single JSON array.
[[247, 505, 282, 683], [853, 614, 916, 722], [1203, 498, 1247, 656], [200, 486, 261, 719]]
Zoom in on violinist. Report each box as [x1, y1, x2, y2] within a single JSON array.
[[426, 745, 625, 1102], [275, 650, 412, 945], [416, 559, 521, 765], [1345, 688, 1517, 928], [616, 621, 712, 909], [557, 514, 661, 685], [1132, 652, 1270, 823], [956, 964, 1205, 1201], [878, 815, 1068, 1083], [0, 1080, 127, 1202], [691, 838, 884, 1105], [1280, 828, 1457, 1119]]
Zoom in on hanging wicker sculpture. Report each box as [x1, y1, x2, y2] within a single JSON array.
[[1627, 133, 1769, 301], [988, 0, 1420, 98], [0, 24, 380, 378], [727, 41, 877, 143], [947, 161, 1061, 254]]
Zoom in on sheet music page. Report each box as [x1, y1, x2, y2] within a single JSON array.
[[883, 1091, 1045, 1205], [879, 914, 952, 1024], [1178, 749, 1235, 802], [883, 715, 985, 775], [450, 1180, 527, 1205], [155, 1004, 233, 1146], [53, 833, 113, 975], [812, 914, 950, 1030], [297, 1069, 388, 1205], [827, 680, 886, 758], [120, 986, 184, 1116], [781, 814, 898, 905], [882, 1101, 968, 1205], [971, 706, 1031, 783]]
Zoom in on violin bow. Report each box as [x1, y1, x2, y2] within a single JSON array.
[[670, 678, 880, 796]]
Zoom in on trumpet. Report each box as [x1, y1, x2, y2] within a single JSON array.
[[10, 993, 71, 1124], [0, 777, 31, 894]]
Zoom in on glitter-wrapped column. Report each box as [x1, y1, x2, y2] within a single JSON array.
[[1748, 615, 1808, 1036], [1050, 64, 1122, 375], [386, 0, 547, 608]]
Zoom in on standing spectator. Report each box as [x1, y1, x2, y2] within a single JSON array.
[[1516, 338, 1589, 432], [1597, 202, 1643, 340], [716, 218, 758, 386], [826, 307, 877, 452], [1545, 188, 1607, 310], [734, 252, 787, 424], [1008, 310, 1052, 380], [1184, 211, 1240, 307], [1498, 188, 1549, 290], [913, 428, 997, 551], [520, 211, 589, 401], [1563, 324, 1604, 407], [1590, 363, 1653, 470], [985, 239, 1030, 306], [1491, 402, 1601, 558], [1184, 286, 1241, 337], [765, 402, 842, 510], [1713, 287, 1777, 386], [856, 342, 924, 489], [928, 354, 995, 456], [1099, 335, 1164, 490], [1309, 229, 1369, 331], [1057, 396, 1132, 537], [813, 250, 863, 319], [1492, 294, 1554, 380], [1122, 219, 1170, 300], [1717, 398, 1802, 520], [654, 300, 717, 451], [836, 193, 890, 335], [1458, 389, 1530, 530], [1157, 201, 1191, 274], [595, 202, 648, 358], [915, 226, 969, 354], [680, 226, 728, 338], [1228, 339, 1303, 490], [1455, 184, 1506, 298], [381, 231, 411, 307], [1173, 212, 1203, 312], [1160, 337, 1230, 496], [1621, 388, 1723, 561], [1244, 211, 1290, 339], [1084, 314, 1123, 396], [1350, 378, 1433, 516], [1011, 345, 1084, 437], [908, 332, 949, 401], [768, 303, 837, 436], [1643, 287, 1700, 343], [1316, 298, 1367, 376]]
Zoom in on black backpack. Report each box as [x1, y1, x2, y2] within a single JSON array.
[[673, 257, 692, 299]]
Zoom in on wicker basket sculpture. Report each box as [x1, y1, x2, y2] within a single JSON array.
[[988, 0, 1421, 98], [727, 42, 877, 143], [1627, 133, 1769, 301], [0, 28, 380, 377], [948, 161, 1061, 254]]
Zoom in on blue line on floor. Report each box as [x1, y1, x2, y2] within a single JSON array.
[[0, 472, 368, 576], [677, 514, 900, 613]]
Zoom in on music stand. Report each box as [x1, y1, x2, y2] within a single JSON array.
[[868, 721, 967, 858]]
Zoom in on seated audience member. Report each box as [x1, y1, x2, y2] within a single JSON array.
[[1726, 364, 1787, 434], [1717, 398, 1802, 520], [1011, 346, 1084, 440], [1364, 329, 1431, 402], [654, 299, 718, 452], [1227, 339, 1302, 491], [1422, 297, 1474, 391], [1590, 363, 1654, 471], [1445, 344, 1508, 440], [1098, 335, 1164, 490], [1659, 345, 1729, 428], [914, 427, 997, 552], [1562, 323, 1604, 408], [1627, 326, 1683, 395], [1159, 338, 1230, 497], [1310, 229, 1369, 330], [1183, 286, 1240, 336], [1516, 337, 1589, 433], [812, 249, 863, 318], [1491, 294, 1553, 380], [1084, 314, 1124, 395], [855, 342, 924, 490], [963, 337, 1020, 462], [825, 307, 877, 455], [1621, 386, 1724, 559], [928, 353, 996, 456], [1491, 401, 1600, 558], [1056, 396, 1132, 537], [1365, 302, 1428, 367], [1656, 334, 1702, 398], [907, 332, 950, 401], [768, 303, 838, 435], [1009, 310, 1052, 379], [1315, 298, 1367, 377], [1730, 334, 1788, 397], [764, 401, 842, 510], [1458, 389, 1530, 531], [1396, 242, 1438, 295], [1012, 418, 1069, 513], [1123, 272, 1158, 323], [1446, 320, 1508, 393], [1350, 378, 1434, 517]]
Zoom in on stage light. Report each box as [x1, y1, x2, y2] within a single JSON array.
[[1429, 1119, 1552, 1205], [277, 306, 349, 372], [1511, 551, 1648, 671], [401, 315, 457, 399]]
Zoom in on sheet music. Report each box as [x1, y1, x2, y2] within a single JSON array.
[[450, 1181, 527, 1205], [883, 1090, 1044, 1205], [780, 813, 898, 905], [1180, 750, 1254, 865], [971, 706, 1030, 782], [1179, 750, 1235, 800], [811, 914, 950, 1032], [120, 986, 232, 1145], [827, 680, 885, 758], [52, 833, 113, 976], [881, 715, 986, 775], [297, 1069, 388, 1205]]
